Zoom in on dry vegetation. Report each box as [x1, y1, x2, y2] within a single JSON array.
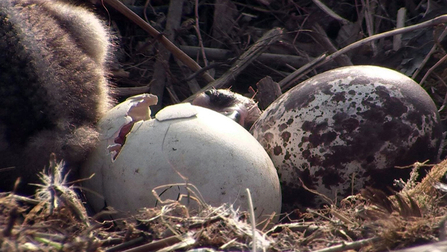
[[3, 0, 447, 251], [3, 158, 447, 251]]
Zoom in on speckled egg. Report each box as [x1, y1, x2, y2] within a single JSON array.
[[250, 65, 443, 211]]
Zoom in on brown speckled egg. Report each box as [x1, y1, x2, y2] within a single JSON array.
[[250, 65, 443, 211]]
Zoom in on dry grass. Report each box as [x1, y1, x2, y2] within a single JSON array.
[[2, 159, 447, 251]]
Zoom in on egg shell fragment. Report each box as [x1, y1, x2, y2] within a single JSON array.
[[250, 65, 443, 211], [81, 100, 281, 223]]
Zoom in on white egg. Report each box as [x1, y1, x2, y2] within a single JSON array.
[[81, 94, 281, 223]]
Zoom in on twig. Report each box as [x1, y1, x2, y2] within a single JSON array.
[[194, 0, 208, 66], [412, 26, 447, 80], [118, 233, 195, 252], [393, 8, 407, 51], [312, 0, 350, 24], [310, 237, 380, 252], [306, 208, 333, 223], [311, 24, 352, 67], [419, 53, 447, 86], [300, 177, 335, 206], [2, 207, 18, 237], [179, 45, 311, 68], [278, 54, 327, 90], [103, 0, 214, 83], [391, 240, 447, 252], [438, 89, 447, 113], [106, 236, 145, 252], [314, 15, 447, 70], [184, 61, 233, 81], [246, 188, 256, 252], [150, 0, 183, 112], [361, 0, 377, 55], [174, 59, 202, 93], [407, 159, 447, 198], [113, 83, 152, 96], [438, 213, 447, 240], [183, 27, 283, 102], [220, 238, 238, 250], [330, 208, 354, 226], [33, 237, 63, 250], [9, 194, 41, 205]]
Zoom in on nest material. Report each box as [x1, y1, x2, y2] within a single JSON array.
[[1, 159, 447, 251], [4, 0, 447, 251]]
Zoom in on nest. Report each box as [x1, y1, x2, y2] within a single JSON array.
[[3, 0, 447, 251], [1, 158, 447, 251]]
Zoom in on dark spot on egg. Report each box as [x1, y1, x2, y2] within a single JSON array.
[[342, 118, 359, 133], [264, 132, 274, 142], [273, 146, 282, 155], [331, 91, 346, 103], [279, 123, 288, 132], [281, 131, 291, 143], [301, 121, 314, 131]]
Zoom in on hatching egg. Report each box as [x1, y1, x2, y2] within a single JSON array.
[[81, 95, 281, 223]]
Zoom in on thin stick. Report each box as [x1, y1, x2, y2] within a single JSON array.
[[279, 54, 327, 90], [316, 15, 447, 69], [310, 237, 380, 252], [393, 7, 407, 51], [246, 188, 257, 252], [183, 28, 283, 102], [312, 0, 350, 24], [412, 26, 447, 79], [103, 0, 215, 83], [194, 0, 208, 66], [419, 52, 447, 86]]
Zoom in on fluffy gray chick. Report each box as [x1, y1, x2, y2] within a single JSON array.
[[0, 0, 113, 192]]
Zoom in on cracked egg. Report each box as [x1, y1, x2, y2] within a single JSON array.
[[81, 94, 281, 223], [250, 65, 443, 211]]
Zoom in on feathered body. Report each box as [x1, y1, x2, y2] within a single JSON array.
[[0, 0, 112, 192]]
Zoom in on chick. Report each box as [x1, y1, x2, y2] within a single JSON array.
[[192, 89, 261, 130], [0, 0, 113, 192]]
